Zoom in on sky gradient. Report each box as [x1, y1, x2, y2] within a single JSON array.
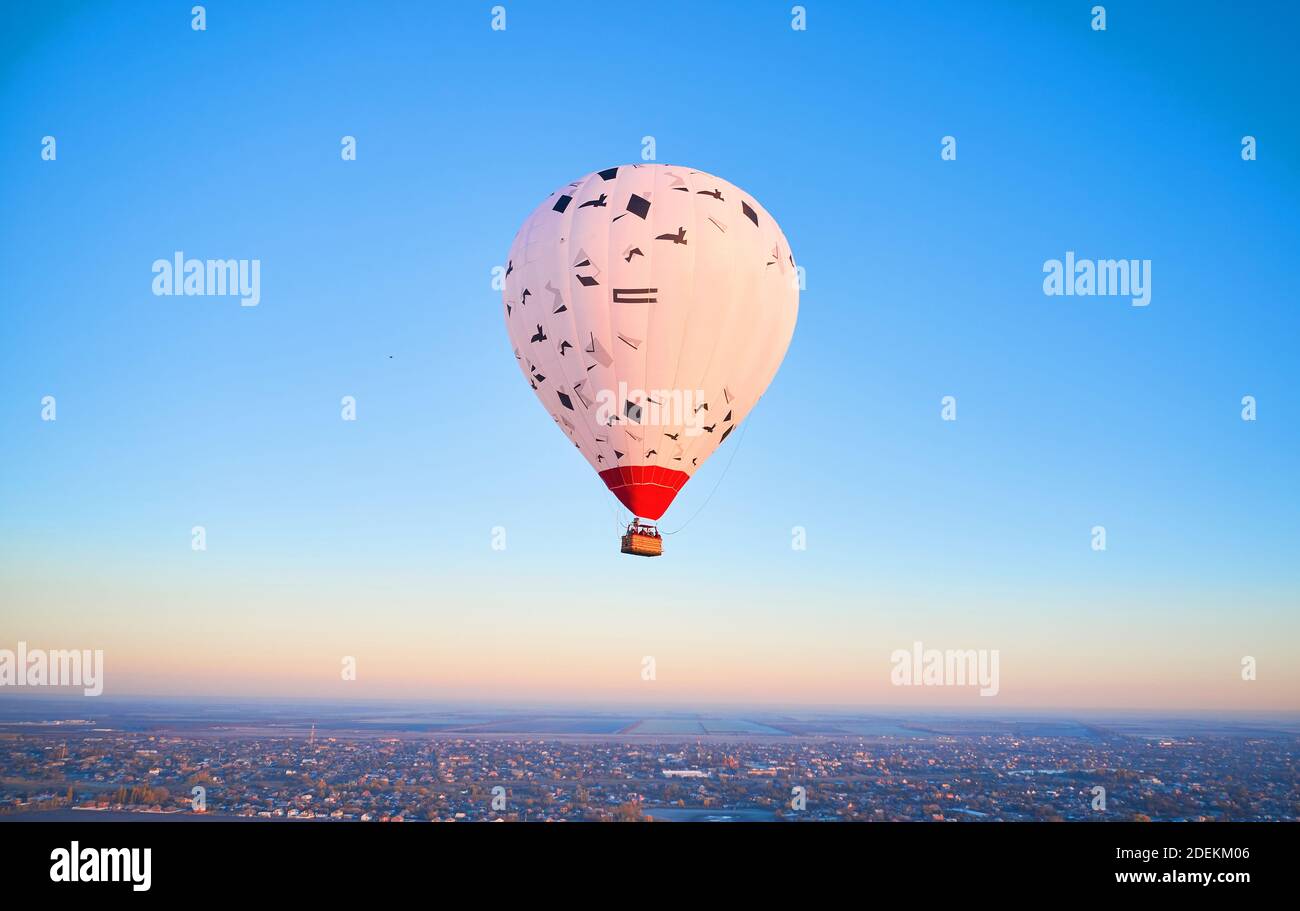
[[1, 1, 1297, 710]]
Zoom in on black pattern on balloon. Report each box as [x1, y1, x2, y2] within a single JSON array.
[[613, 288, 658, 304], [530, 324, 547, 343], [655, 227, 687, 245], [545, 281, 566, 313], [573, 249, 600, 286], [623, 246, 644, 263], [553, 195, 572, 213], [579, 194, 607, 208], [742, 200, 759, 227], [558, 340, 572, 356], [698, 188, 724, 200], [584, 333, 613, 367], [625, 194, 651, 219], [597, 167, 619, 181]]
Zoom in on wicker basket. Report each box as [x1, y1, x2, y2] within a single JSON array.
[[620, 532, 664, 557]]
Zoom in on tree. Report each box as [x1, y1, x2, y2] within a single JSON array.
[[613, 801, 644, 822]]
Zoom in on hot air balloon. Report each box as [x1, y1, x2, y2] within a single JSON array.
[[502, 164, 798, 554]]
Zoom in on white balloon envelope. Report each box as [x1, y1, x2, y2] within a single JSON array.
[[503, 164, 799, 528]]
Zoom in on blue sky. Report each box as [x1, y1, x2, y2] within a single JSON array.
[[1, 1, 1297, 707]]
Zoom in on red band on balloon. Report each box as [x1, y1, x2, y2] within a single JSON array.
[[599, 467, 690, 520]]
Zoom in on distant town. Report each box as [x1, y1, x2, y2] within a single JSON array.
[[1, 700, 1295, 822]]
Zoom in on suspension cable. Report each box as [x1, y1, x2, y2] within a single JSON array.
[[660, 418, 750, 535]]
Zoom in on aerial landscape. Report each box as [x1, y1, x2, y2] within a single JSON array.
[[2, 0, 1297, 892], [3, 699, 1295, 823]]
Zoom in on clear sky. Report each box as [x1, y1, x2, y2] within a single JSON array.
[[1, 1, 1297, 711]]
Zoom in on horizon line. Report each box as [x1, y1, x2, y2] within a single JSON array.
[[1, 690, 1298, 720]]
